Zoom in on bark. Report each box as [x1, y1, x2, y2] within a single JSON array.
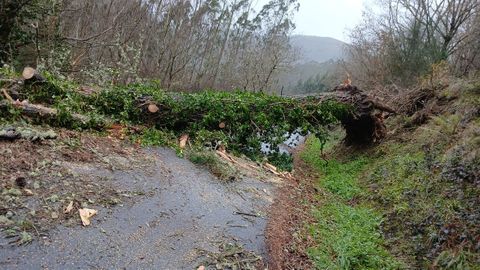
[[0, 100, 92, 125], [1, 78, 108, 128]]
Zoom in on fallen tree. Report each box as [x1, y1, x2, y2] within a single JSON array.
[[296, 83, 396, 145], [0, 69, 347, 164], [1, 67, 111, 128], [0, 99, 91, 125], [332, 84, 396, 144], [1, 68, 393, 161], [121, 83, 396, 146]]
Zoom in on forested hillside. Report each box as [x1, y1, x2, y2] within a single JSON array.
[[273, 36, 346, 96]]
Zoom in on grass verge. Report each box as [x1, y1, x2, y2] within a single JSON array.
[[301, 136, 403, 270]]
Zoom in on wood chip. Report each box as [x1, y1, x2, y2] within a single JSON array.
[[23, 189, 34, 196], [1, 88, 14, 103], [148, 104, 159, 113], [179, 134, 189, 149], [79, 208, 97, 226], [64, 201, 74, 214]]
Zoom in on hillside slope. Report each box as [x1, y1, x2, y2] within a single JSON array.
[[291, 35, 346, 63], [267, 77, 480, 269], [275, 36, 347, 95]]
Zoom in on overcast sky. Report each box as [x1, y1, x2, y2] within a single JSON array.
[[254, 0, 370, 42]]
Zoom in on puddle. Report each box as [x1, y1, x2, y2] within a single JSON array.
[[261, 131, 306, 154]]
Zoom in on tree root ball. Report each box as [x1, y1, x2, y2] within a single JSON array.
[[334, 84, 394, 145]]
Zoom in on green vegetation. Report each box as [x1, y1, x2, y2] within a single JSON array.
[[186, 150, 238, 181], [309, 202, 399, 270], [301, 137, 402, 269], [0, 69, 350, 169], [364, 132, 480, 269], [303, 142, 369, 200], [301, 79, 480, 269], [134, 128, 178, 148]]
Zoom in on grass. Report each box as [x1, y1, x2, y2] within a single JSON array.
[[363, 139, 480, 269], [300, 85, 480, 269], [308, 202, 399, 270], [301, 136, 403, 270], [187, 150, 238, 181], [319, 159, 368, 200]]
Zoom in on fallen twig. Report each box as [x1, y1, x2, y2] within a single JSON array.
[[1, 88, 14, 103], [228, 224, 248, 228], [0, 79, 17, 83], [234, 211, 259, 218]]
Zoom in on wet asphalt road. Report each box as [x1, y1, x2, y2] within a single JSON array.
[[0, 148, 277, 269]]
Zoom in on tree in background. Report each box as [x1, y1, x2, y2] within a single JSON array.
[[347, 0, 480, 87], [0, 0, 298, 93], [453, 10, 480, 75], [0, 0, 33, 63], [294, 73, 328, 94], [1, 1, 54, 64]]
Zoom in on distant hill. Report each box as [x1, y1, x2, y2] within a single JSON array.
[[275, 60, 339, 95], [274, 36, 347, 95], [290, 35, 347, 63]]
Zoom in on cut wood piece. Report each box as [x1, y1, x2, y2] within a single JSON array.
[[264, 163, 281, 176], [22, 67, 37, 80], [64, 201, 74, 214], [22, 67, 45, 82], [78, 208, 97, 226], [179, 134, 189, 149], [147, 104, 159, 113], [343, 73, 352, 86], [0, 100, 107, 128], [264, 163, 278, 171], [216, 150, 236, 163]]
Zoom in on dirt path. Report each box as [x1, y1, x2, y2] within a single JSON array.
[[265, 144, 317, 270], [0, 148, 278, 269]]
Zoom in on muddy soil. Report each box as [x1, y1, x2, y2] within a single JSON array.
[[265, 145, 317, 270], [0, 146, 279, 269]]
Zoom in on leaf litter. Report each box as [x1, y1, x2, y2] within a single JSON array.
[[198, 243, 262, 270], [0, 124, 153, 245]]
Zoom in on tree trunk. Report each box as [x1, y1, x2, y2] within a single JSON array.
[[0, 1, 29, 62], [22, 67, 45, 83], [0, 100, 93, 125]]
